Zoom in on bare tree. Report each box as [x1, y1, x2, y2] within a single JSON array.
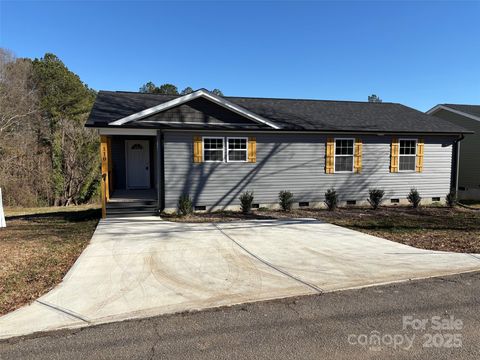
[[54, 118, 99, 206], [0, 49, 51, 206], [0, 49, 38, 136]]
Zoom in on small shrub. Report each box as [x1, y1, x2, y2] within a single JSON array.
[[239, 191, 254, 215], [407, 188, 422, 208], [278, 190, 295, 212], [177, 194, 193, 216], [368, 189, 385, 210], [324, 188, 338, 211], [446, 189, 457, 208]]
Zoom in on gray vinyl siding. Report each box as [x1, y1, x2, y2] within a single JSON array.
[[432, 109, 480, 189], [163, 132, 454, 210]]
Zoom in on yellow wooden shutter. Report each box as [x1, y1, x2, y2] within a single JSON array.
[[193, 136, 202, 163], [416, 138, 424, 172], [248, 137, 256, 163], [390, 137, 399, 173], [354, 138, 362, 173], [325, 138, 334, 174]]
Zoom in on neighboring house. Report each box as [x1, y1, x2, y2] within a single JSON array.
[[85, 89, 470, 217], [427, 104, 480, 200]]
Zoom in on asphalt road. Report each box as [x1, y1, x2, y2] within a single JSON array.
[[1, 271, 479, 360]]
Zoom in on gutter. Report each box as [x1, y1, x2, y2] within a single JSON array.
[[156, 130, 165, 212], [85, 124, 474, 136]]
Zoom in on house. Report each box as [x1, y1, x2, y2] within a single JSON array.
[[427, 104, 480, 200], [85, 89, 470, 217]]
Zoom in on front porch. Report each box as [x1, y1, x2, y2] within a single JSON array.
[[100, 131, 162, 218]]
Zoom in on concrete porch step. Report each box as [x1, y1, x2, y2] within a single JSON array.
[[106, 208, 159, 218], [107, 201, 157, 209]]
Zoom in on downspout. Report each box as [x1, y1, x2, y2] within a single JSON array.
[[156, 129, 165, 213], [156, 130, 161, 213], [451, 134, 464, 192], [160, 130, 165, 211]]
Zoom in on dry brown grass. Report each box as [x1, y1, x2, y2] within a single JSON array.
[[0, 206, 100, 315]]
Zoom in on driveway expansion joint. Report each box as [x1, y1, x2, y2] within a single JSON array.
[[212, 223, 324, 294], [35, 300, 91, 324], [467, 253, 480, 262]]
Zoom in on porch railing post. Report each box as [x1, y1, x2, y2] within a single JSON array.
[[101, 174, 107, 219], [100, 135, 110, 218]]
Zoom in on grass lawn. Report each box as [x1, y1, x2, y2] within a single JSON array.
[[164, 205, 480, 253], [0, 205, 100, 315]]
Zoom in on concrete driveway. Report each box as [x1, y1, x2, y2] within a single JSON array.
[[1, 217, 479, 339]]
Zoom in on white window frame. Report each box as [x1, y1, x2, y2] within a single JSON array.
[[334, 137, 355, 173], [398, 138, 417, 173], [226, 137, 248, 163], [202, 136, 225, 163]]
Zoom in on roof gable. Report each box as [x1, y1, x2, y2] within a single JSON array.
[[427, 104, 480, 122], [108, 89, 280, 129], [135, 97, 272, 129]]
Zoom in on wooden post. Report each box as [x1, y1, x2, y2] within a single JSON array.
[[100, 135, 109, 218], [101, 174, 107, 219]]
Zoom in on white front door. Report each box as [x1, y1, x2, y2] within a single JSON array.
[[126, 140, 150, 189]]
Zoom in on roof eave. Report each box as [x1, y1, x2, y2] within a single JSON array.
[[85, 123, 472, 134]]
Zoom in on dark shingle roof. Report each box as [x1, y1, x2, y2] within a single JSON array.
[[442, 104, 480, 119], [86, 90, 469, 134]]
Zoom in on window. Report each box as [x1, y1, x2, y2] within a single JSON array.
[[227, 137, 248, 162], [399, 139, 416, 171], [334, 139, 354, 172], [203, 137, 224, 162]]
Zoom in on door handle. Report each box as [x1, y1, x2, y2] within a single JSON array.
[[145, 166, 149, 170]]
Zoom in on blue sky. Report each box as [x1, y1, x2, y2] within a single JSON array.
[[1, 1, 479, 111]]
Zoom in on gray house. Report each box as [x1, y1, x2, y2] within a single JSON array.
[[427, 104, 480, 200], [85, 89, 470, 217]]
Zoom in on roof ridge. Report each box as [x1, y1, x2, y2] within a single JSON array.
[[227, 95, 395, 105], [98, 90, 395, 104], [443, 103, 480, 107]]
